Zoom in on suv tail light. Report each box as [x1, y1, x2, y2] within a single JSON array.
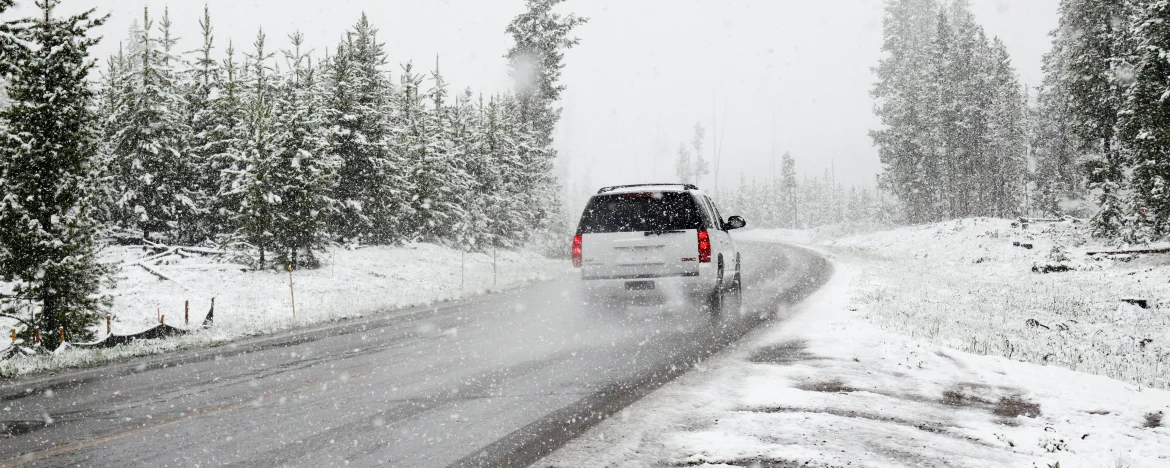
[[572, 234, 583, 267], [697, 229, 711, 263]]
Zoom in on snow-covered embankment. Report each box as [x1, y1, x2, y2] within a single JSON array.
[[0, 243, 568, 378]]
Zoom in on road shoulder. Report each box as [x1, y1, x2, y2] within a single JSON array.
[[536, 250, 1170, 467]]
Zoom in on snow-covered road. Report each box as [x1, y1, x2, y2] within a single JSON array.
[[0, 242, 830, 467]]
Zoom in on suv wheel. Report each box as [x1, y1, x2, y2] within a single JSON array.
[[707, 256, 725, 314], [732, 253, 742, 290]]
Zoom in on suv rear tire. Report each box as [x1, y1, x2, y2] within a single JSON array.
[[705, 256, 725, 314]]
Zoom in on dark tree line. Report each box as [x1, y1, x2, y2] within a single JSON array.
[[0, 0, 585, 347], [1032, 0, 1170, 242], [95, 6, 578, 265], [876, 0, 1170, 243], [871, 0, 1028, 225]]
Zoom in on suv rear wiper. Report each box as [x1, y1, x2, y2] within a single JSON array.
[[644, 230, 685, 236]]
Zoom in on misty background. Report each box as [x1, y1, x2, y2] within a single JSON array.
[[9, 0, 1058, 201]]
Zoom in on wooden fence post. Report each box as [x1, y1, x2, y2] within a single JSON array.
[[34, 327, 40, 344], [185, 300, 189, 326], [59, 327, 64, 344], [106, 315, 111, 335], [10, 329, 14, 344], [288, 265, 296, 318]]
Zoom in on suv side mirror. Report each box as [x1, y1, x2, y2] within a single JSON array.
[[726, 215, 747, 230]]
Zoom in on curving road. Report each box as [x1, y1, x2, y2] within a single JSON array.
[[0, 241, 830, 467]]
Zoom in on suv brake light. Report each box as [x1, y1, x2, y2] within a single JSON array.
[[572, 234, 583, 267], [697, 229, 711, 263]]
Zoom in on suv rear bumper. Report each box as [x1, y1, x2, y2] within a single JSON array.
[[579, 264, 719, 300]]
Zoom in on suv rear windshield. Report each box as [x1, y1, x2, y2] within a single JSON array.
[[577, 192, 703, 233]]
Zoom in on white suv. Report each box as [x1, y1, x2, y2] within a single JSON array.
[[572, 184, 746, 311]]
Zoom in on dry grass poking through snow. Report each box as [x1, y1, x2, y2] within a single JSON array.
[[820, 218, 1170, 390]]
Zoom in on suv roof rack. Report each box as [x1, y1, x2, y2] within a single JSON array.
[[596, 183, 699, 194]]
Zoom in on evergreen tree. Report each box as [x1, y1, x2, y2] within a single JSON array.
[[268, 32, 335, 268], [874, 0, 1028, 223], [93, 45, 129, 225], [480, 94, 528, 247], [204, 41, 246, 238], [0, 0, 20, 78], [505, 0, 587, 147], [780, 151, 798, 227], [1033, 32, 1084, 216], [674, 143, 693, 183], [691, 122, 709, 187], [326, 15, 407, 244], [505, 0, 587, 244], [985, 38, 1027, 217], [0, 0, 111, 348], [871, 0, 939, 223], [231, 29, 278, 265], [507, 93, 558, 241], [1054, 0, 1133, 236], [401, 59, 471, 244], [450, 89, 490, 249], [183, 5, 220, 240], [924, 9, 954, 219], [1120, 0, 1170, 240], [108, 7, 195, 241]]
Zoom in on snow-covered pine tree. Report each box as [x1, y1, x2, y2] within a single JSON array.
[[780, 151, 798, 227], [157, 7, 201, 241], [507, 92, 559, 243], [453, 89, 492, 249], [691, 122, 709, 187], [108, 7, 196, 242], [947, 0, 992, 218], [505, 0, 587, 148], [924, 9, 954, 220], [0, 0, 19, 78], [326, 16, 407, 245], [267, 32, 336, 269], [401, 58, 472, 244], [480, 94, 527, 247], [505, 0, 586, 250], [1053, 0, 1133, 237], [92, 45, 129, 226], [871, 0, 940, 224], [674, 143, 693, 183], [182, 5, 221, 241], [231, 29, 278, 266], [0, 0, 112, 348], [985, 38, 1027, 218], [1033, 29, 1084, 217], [1119, 0, 1170, 240], [204, 41, 247, 239], [431, 85, 479, 249]]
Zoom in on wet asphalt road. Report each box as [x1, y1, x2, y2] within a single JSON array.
[[0, 241, 830, 467]]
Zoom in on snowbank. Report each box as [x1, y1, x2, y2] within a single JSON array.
[[539, 261, 1170, 468], [745, 219, 1170, 391], [0, 243, 568, 377]]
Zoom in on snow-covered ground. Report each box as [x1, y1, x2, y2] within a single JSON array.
[[539, 221, 1170, 467], [0, 243, 568, 378], [804, 218, 1170, 391]]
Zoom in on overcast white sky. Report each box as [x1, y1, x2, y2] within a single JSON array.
[[7, 0, 1059, 196]]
